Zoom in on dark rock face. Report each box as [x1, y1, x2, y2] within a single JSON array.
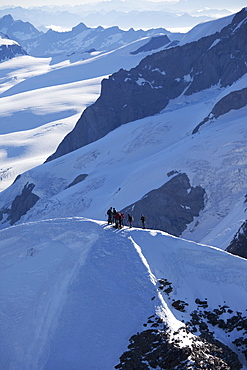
[[115, 327, 242, 370], [130, 34, 170, 55], [212, 88, 247, 118], [0, 183, 39, 225], [67, 174, 88, 188], [192, 87, 247, 134], [226, 219, 247, 259], [0, 42, 28, 61], [115, 282, 246, 370], [47, 8, 247, 162], [0, 32, 28, 61], [121, 173, 205, 236]]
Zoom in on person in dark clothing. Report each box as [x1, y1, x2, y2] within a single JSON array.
[[107, 207, 113, 224], [112, 208, 117, 224], [118, 212, 124, 228], [140, 215, 146, 229], [128, 214, 134, 228], [115, 211, 119, 228]]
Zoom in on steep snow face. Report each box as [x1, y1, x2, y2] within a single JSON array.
[[179, 13, 235, 45], [0, 218, 246, 369]]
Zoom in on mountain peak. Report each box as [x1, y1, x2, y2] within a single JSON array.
[[0, 14, 14, 25], [71, 21, 89, 33]]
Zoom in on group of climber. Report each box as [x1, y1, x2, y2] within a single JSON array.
[[106, 207, 146, 229]]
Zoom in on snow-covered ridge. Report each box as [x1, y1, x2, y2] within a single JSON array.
[[0, 217, 246, 369], [179, 13, 235, 46], [0, 33, 18, 46], [0, 33, 27, 61]]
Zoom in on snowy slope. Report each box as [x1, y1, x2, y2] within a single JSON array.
[[0, 37, 158, 191], [0, 217, 246, 369], [179, 12, 235, 45]]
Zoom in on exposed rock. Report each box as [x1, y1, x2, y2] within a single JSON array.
[[226, 219, 247, 259], [186, 301, 247, 363], [0, 32, 28, 61], [212, 88, 247, 118], [192, 87, 247, 134], [115, 326, 242, 369], [115, 288, 246, 370], [130, 34, 170, 55], [158, 278, 173, 295], [172, 300, 189, 312], [67, 174, 88, 188], [0, 183, 39, 225], [46, 8, 247, 162], [121, 173, 205, 236]]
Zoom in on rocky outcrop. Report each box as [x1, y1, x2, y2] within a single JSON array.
[[115, 326, 242, 370], [130, 34, 170, 55], [0, 183, 39, 225], [67, 173, 88, 188], [0, 32, 28, 61], [226, 218, 247, 259], [212, 88, 247, 118], [47, 8, 247, 162], [120, 173, 205, 236], [115, 279, 246, 369], [192, 87, 247, 134]]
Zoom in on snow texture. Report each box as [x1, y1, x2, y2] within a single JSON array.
[[0, 218, 246, 369]]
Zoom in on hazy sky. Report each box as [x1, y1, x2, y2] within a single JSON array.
[[0, 0, 245, 12], [2, 0, 174, 6], [0, 0, 186, 7]]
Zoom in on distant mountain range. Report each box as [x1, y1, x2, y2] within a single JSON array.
[[0, 1, 237, 32], [0, 14, 183, 58]]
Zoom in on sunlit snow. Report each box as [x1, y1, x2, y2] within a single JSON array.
[[0, 218, 246, 369]]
